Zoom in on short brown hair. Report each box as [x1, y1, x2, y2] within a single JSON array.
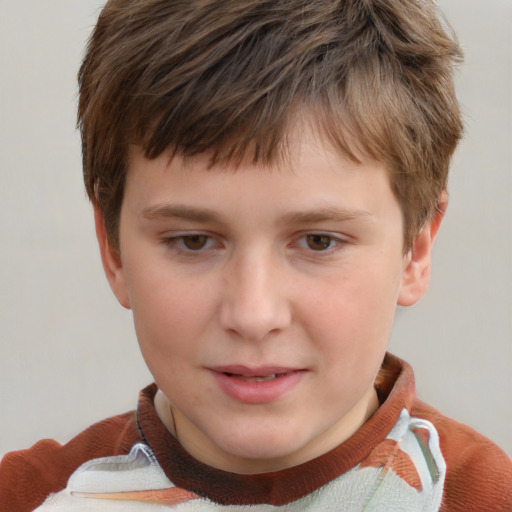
[[78, 0, 463, 251]]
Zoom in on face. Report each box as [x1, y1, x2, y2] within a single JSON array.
[[98, 126, 435, 474]]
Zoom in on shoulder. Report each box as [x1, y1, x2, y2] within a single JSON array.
[[0, 411, 139, 512], [412, 399, 512, 512]]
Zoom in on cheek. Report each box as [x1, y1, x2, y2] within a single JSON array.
[[298, 261, 401, 379], [125, 265, 216, 360], [129, 283, 209, 396], [306, 266, 400, 335]]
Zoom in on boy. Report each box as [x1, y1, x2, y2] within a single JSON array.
[[1, 0, 511, 510]]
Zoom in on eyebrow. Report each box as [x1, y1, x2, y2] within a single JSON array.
[[281, 207, 373, 225], [141, 203, 373, 225], [141, 204, 222, 223]]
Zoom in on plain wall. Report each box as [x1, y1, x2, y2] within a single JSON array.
[[1, 0, 511, 458]]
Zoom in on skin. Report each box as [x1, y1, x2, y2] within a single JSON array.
[[96, 125, 442, 474]]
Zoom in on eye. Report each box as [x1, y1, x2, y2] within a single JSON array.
[[305, 234, 334, 251], [163, 233, 218, 252], [180, 234, 210, 251], [295, 233, 344, 252]]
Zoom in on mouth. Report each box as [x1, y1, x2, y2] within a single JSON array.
[[209, 366, 306, 404], [212, 365, 299, 379], [221, 371, 290, 383]]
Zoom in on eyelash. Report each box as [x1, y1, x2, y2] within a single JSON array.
[[163, 234, 219, 253], [295, 233, 345, 253], [161, 232, 347, 255]]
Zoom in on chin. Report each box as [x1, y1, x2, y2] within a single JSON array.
[[212, 426, 312, 471]]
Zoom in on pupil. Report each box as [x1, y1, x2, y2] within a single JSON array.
[[307, 234, 331, 250], [184, 235, 207, 250]]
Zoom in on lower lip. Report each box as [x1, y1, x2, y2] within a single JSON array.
[[210, 370, 305, 404]]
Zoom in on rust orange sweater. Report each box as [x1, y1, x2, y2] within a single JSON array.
[[1, 354, 511, 511]]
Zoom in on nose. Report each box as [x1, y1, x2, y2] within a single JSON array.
[[218, 250, 292, 341]]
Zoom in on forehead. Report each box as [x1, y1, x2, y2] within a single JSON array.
[[123, 123, 399, 227]]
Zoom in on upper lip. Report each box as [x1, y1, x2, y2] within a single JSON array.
[[209, 365, 301, 377]]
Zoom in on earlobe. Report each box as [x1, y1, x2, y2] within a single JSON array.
[[94, 206, 131, 309], [397, 192, 447, 307], [397, 228, 432, 306]]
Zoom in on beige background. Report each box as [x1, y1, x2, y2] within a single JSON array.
[[1, 0, 511, 458]]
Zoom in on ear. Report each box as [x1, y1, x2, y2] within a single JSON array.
[[94, 206, 131, 309], [397, 191, 447, 306]]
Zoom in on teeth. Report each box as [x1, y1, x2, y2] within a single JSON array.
[[228, 373, 282, 382], [249, 374, 276, 382]]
